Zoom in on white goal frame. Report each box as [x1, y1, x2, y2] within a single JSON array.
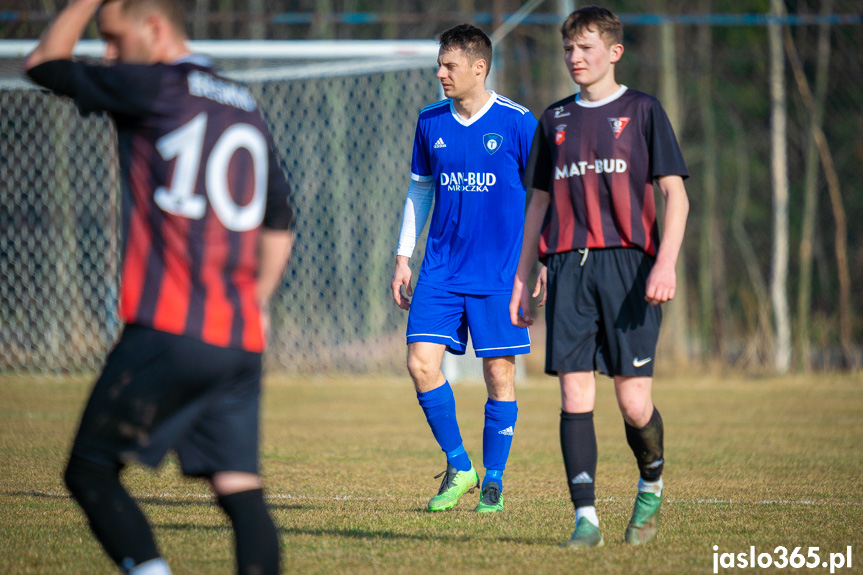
[[0, 39, 439, 88]]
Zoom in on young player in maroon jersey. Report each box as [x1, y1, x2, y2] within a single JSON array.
[[24, 1, 295, 573], [510, 5, 689, 548]]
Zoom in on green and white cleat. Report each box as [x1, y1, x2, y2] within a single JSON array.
[[561, 517, 604, 549], [624, 491, 661, 545], [475, 481, 504, 513], [428, 462, 479, 511]]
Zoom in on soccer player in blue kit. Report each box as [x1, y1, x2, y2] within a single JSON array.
[[511, 6, 689, 548], [390, 24, 537, 513]]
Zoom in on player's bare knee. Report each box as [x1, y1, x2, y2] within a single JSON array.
[[482, 357, 515, 390], [619, 401, 652, 428], [406, 352, 438, 384], [559, 374, 596, 413], [210, 471, 262, 497]]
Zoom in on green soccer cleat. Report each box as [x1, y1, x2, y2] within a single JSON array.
[[624, 491, 662, 545], [428, 462, 479, 511], [560, 517, 604, 549], [475, 481, 504, 513]]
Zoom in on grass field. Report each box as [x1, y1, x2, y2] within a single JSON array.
[[1, 371, 862, 574]]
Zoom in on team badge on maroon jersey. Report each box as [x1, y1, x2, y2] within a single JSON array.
[[555, 124, 567, 146], [608, 117, 630, 139]]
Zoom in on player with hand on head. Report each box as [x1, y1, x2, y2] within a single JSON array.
[[510, 5, 689, 548], [391, 24, 537, 513], [24, 1, 295, 573]]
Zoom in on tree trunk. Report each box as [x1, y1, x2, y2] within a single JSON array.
[[656, 17, 691, 366], [382, 0, 398, 39], [729, 114, 774, 367], [697, 0, 731, 360], [488, 0, 507, 92], [248, 0, 265, 39], [790, 0, 837, 371], [217, 0, 233, 41], [313, 0, 335, 40], [193, 0, 208, 40], [768, 0, 791, 374], [552, 0, 576, 100]]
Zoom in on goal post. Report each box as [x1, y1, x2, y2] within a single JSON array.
[[0, 40, 440, 374]]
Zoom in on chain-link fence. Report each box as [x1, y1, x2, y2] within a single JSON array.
[[1, 56, 437, 373], [2, 1, 863, 374]]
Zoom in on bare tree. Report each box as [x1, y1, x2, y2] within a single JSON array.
[[695, 0, 731, 360], [656, 12, 691, 365], [193, 0, 208, 39], [312, 0, 335, 39], [768, 0, 791, 373], [782, 3, 855, 370], [729, 114, 774, 367], [792, 0, 833, 371], [249, 0, 265, 39]]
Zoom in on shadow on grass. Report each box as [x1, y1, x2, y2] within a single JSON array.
[[6, 491, 313, 512], [153, 524, 549, 545], [283, 526, 550, 545], [7, 491, 549, 545]]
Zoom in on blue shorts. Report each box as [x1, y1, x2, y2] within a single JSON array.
[[406, 283, 530, 357], [70, 324, 262, 477]]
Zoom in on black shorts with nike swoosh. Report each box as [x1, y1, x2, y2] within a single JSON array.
[[544, 247, 661, 377]]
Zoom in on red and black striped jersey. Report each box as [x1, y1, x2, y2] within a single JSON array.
[[28, 57, 295, 352], [524, 86, 687, 259]]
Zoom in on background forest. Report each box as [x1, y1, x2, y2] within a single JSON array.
[[1, 1, 861, 374]]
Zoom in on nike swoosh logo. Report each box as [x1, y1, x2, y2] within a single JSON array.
[[633, 357, 652, 367]]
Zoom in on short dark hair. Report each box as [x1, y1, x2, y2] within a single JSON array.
[[104, 0, 187, 37], [561, 5, 623, 46], [438, 24, 493, 76]]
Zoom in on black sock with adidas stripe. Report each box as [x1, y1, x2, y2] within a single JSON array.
[[560, 411, 597, 508]]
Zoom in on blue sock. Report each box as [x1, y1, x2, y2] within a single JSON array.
[[483, 469, 503, 491], [482, 398, 518, 490], [417, 382, 471, 472]]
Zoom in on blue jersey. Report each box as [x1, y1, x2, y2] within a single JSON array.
[[411, 92, 537, 294]]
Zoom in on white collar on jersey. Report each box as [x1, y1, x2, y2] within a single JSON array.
[[449, 90, 497, 126], [172, 54, 212, 67], [575, 85, 628, 108]]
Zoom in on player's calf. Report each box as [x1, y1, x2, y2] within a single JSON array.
[[623, 408, 664, 544], [64, 454, 163, 571], [217, 487, 280, 575]]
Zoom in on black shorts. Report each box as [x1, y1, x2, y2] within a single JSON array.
[[70, 324, 263, 477], [544, 248, 662, 377]]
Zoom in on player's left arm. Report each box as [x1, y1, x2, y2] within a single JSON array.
[[517, 111, 548, 307], [257, 230, 295, 309], [23, 0, 102, 72], [257, 146, 297, 310], [645, 175, 689, 305]]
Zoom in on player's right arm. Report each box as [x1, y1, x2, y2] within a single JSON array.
[[24, 1, 161, 117], [23, 0, 101, 72], [510, 189, 550, 327], [392, 113, 434, 311], [391, 178, 434, 310]]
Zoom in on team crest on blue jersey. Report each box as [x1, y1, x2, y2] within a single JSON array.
[[483, 133, 503, 155]]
